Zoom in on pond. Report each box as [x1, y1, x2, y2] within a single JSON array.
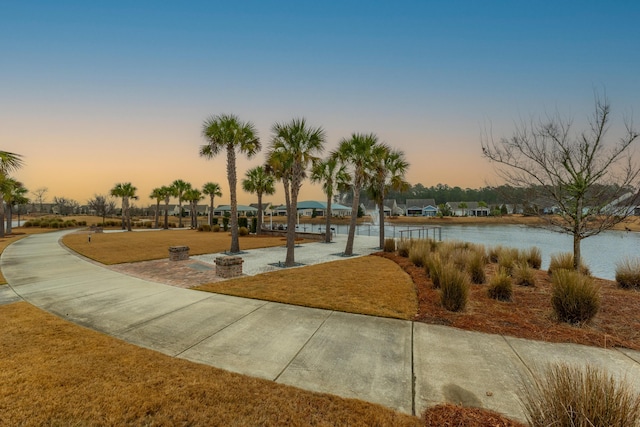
[[324, 223, 640, 281]]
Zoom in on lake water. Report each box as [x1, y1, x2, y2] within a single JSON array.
[[319, 223, 640, 280]]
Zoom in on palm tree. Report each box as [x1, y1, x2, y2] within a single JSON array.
[[161, 185, 176, 229], [333, 133, 379, 256], [201, 114, 261, 253], [311, 156, 350, 243], [366, 144, 410, 248], [242, 166, 275, 235], [268, 118, 325, 266], [110, 182, 138, 231], [149, 187, 164, 229], [183, 188, 204, 229], [202, 182, 222, 227], [3, 178, 27, 234], [0, 151, 24, 237], [171, 179, 191, 228]]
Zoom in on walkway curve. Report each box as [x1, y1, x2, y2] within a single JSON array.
[[2, 230, 640, 422]]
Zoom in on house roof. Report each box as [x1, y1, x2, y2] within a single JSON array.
[[405, 199, 436, 209], [214, 204, 258, 212]]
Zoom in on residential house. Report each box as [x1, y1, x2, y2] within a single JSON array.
[[405, 199, 438, 216], [447, 201, 490, 217]]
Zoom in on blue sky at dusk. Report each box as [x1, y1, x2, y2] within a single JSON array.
[[2, 1, 639, 206]]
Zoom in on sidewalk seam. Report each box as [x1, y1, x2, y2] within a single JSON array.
[[273, 310, 335, 382]]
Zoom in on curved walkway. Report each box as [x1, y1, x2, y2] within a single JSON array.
[[2, 231, 640, 422]]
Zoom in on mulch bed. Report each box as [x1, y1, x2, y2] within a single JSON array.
[[376, 252, 640, 350]]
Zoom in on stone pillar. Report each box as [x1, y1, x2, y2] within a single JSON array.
[[169, 246, 190, 261], [215, 256, 244, 278]]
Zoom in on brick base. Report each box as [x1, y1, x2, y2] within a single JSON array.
[[169, 246, 190, 261], [215, 256, 244, 278]]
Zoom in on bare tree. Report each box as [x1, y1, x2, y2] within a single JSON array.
[[482, 95, 639, 269], [31, 187, 48, 213], [88, 194, 116, 225]]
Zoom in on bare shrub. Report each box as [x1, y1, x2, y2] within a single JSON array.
[[521, 363, 640, 427], [487, 268, 512, 301], [439, 262, 470, 312], [551, 269, 600, 324], [615, 257, 640, 290], [513, 262, 536, 287], [397, 239, 412, 257]]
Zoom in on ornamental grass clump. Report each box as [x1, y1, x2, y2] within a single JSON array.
[[487, 268, 512, 301], [615, 257, 640, 290], [488, 245, 502, 263], [439, 262, 470, 312], [525, 246, 542, 269], [548, 252, 591, 276], [497, 247, 519, 275], [383, 238, 396, 253], [397, 239, 412, 257], [551, 269, 600, 324], [408, 239, 431, 267], [520, 363, 640, 427], [427, 254, 445, 289], [467, 250, 487, 284], [513, 262, 536, 287]]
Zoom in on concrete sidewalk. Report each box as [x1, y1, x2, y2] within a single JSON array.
[[2, 230, 640, 422]]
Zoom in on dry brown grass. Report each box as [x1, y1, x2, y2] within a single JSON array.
[[196, 256, 418, 320], [0, 302, 421, 426], [62, 230, 307, 264]]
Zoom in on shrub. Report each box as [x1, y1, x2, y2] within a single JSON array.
[[51, 221, 60, 229], [551, 269, 600, 324], [521, 363, 640, 427], [615, 257, 640, 290], [212, 217, 219, 225], [397, 239, 412, 257], [427, 254, 445, 288], [467, 250, 487, 284], [451, 248, 471, 271], [526, 247, 542, 269], [487, 269, 512, 301], [200, 224, 212, 232], [238, 226, 249, 236], [549, 252, 590, 276], [212, 224, 221, 232], [238, 217, 248, 229], [23, 221, 33, 227], [513, 262, 536, 287], [439, 262, 470, 312], [408, 240, 430, 267], [497, 247, 520, 275], [383, 238, 396, 253], [222, 217, 229, 231]]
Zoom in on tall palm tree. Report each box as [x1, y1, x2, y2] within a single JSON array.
[[242, 166, 275, 235], [201, 114, 261, 253], [311, 156, 350, 243], [202, 182, 222, 227], [333, 133, 379, 256], [161, 185, 177, 229], [149, 187, 164, 229], [171, 179, 191, 228], [110, 182, 138, 231], [268, 118, 325, 266], [0, 151, 24, 237], [183, 188, 204, 229], [366, 144, 410, 248]]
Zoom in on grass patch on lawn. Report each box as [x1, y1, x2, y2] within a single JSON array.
[[196, 256, 418, 320], [62, 230, 306, 264], [0, 302, 420, 426]]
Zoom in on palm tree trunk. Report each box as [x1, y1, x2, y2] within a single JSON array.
[[378, 197, 385, 249], [227, 145, 240, 253], [124, 197, 132, 232], [285, 184, 298, 266], [163, 198, 169, 229], [178, 198, 183, 228], [344, 186, 360, 256], [6, 204, 13, 234], [257, 193, 263, 235], [209, 196, 214, 227], [0, 196, 4, 238], [325, 194, 332, 243], [154, 201, 160, 228]]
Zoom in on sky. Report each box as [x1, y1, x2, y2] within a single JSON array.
[[2, 1, 639, 208]]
